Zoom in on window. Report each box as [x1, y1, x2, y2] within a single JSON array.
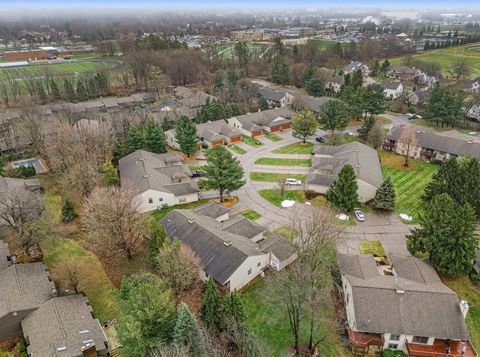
[[387, 344, 398, 350], [159, 198, 163, 202], [413, 336, 429, 344], [390, 334, 400, 341], [148, 198, 153, 204], [247, 268, 252, 275]]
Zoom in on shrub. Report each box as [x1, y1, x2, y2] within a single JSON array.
[[304, 190, 321, 200], [383, 349, 408, 357], [19, 164, 36, 177], [61, 200, 78, 223]]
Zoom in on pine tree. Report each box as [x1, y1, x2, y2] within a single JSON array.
[[204, 145, 245, 202], [351, 69, 363, 89], [292, 109, 317, 143], [147, 219, 167, 266], [325, 164, 359, 211], [271, 59, 289, 85], [76, 79, 88, 101], [380, 59, 390, 73], [301, 64, 317, 87], [88, 77, 98, 98], [373, 177, 396, 211], [407, 193, 479, 276], [36, 81, 48, 104], [61, 199, 78, 223], [100, 160, 119, 186], [144, 120, 166, 154], [175, 115, 199, 158], [125, 127, 146, 155], [305, 78, 326, 97], [222, 292, 246, 329], [200, 278, 221, 330], [51, 80, 61, 100], [370, 60, 380, 77], [319, 100, 349, 145], [63, 78, 76, 102], [357, 116, 375, 139], [173, 303, 207, 356]]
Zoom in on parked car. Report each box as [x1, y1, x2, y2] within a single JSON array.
[[407, 113, 422, 120], [354, 210, 365, 222], [345, 130, 354, 136], [191, 170, 206, 178], [285, 178, 302, 186], [315, 136, 325, 143]]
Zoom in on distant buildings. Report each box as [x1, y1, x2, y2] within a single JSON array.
[[231, 27, 316, 41], [344, 61, 369, 75]]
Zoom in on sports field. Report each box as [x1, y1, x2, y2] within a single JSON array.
[[389, 43, 480, 78], [212, 43, 272, 60], [307, 39, 348, 50], [0, 61, 111, 79]]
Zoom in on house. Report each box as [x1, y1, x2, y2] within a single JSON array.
[[165, 119, 243, 150], [467, 104, 480, 122], [458, 77, 480, 94], [226, 107, 295, 137], [160, 204, 296, 291], [306, 142, 383, 203], [259, 87, 295, 108], [380, 81, 404, 100], [345, 61, 369, 75], [296, 95, 333, 115], [410, 88, 431, 106], [338, 253, 476, 357], [387, 65, 421, 83], [383, 125, 480, 161], [173, 86, 218, 118], [0, 258, 108, 356], [118, 150, 199, 212], [325, 76, 345, 94]]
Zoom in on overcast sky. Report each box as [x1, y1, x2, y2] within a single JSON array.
[[0, 0, 478, 9]]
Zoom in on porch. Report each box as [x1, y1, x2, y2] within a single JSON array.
[[348, 329, 384, 349], [406, 340, 476, 357]]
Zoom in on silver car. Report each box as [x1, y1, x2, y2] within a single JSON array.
[[354, 210, 365, 222]]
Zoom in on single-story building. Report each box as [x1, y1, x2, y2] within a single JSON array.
[[118, 150, 199, 212], [345, 61, 369, 75], [338, 253, 475, 357], [160, 204, 296, 291], [226, 107, 295, 137], [259, 87, 295, 108], [306, 141, 383, 203]]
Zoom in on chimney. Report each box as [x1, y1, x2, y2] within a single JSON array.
[[460, 300, 469, 318]]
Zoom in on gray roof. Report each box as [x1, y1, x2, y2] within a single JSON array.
[[381, 81, 402, 90], [259, 235, 297, 261], [197, 119, 243, 142], [0, 263, 55, 319], [119, 150, 199, 196], [345, 61, 366, 73], [0, 240, 10, 272], [298, 96, 333, 113], [308, 141, 383, 188], [173, 86, 218, 109], [388, 65, 418, 75], [193, 201, 230, 219], [259, 88, 291, 102], [387, 125, 480, 159], [22, 295, 108, 357], [0, 177, 42, 192], [337, 253, 470, 341], [160, 209, 265, 285], [327, 76, 345, 85], [221, 215, 267, 239], [233, 107, 294, 130]]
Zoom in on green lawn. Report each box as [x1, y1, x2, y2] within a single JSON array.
[[323, 134, 359, 146], [242, 279, 349, 357], [151, 199, 211, 220], [250, 172, 307, 183], [272, 142, 313, 154], [243, 136, 263, 147], [380, 151, 437, 222], [0, 61, 112, 79], [442, 276, 480, 351], [265, 226, 296, 240], [254, 157, 312, 167], [240, 209, 262, 221], [359, 241, 385, 256], [307, 39, 348, 51], [264, 132, 282, 142], [258, 189, 305, 207], [228, 144, 247, 154]]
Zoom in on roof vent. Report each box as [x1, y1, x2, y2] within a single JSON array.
[[224, 241, 233, 246], [468, 141, 473, 144], [355, 164, 360, 168], [354, 149, 360, 152], [79, 330, 89, 334], [143, 174, 149, 178], [187, 219, 196, 224], [56, 347, 67, 352], [395, 287, 405, 294]]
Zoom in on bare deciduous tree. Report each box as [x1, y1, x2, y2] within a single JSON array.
[[82, 185, 148, 259], [368, 121, 386, 150], [399, 126, 418, 167], [54, 259, 89, 294], [450, 59, 471, 82]]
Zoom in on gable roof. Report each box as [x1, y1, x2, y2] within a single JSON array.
[[327, 76, 345, 85], [233, 107, 295, 130], [160, 209, 264, 285], [259, 87, 291, 102], [0, 263, 55, 318], [387, 125, 480, 159], [173, 86, 218, 109], [345, 61, 366, 73], [196, 119, 243, 142], [21, 295, 108, 357], [338, 253, 470, 340], [381, 81, 402, 91], [193, 201, 230, 219], [309, 141, 383, 188], [298, 96, 333, 113], [119, 150, 199, 195], [387, 65, 418, 75]]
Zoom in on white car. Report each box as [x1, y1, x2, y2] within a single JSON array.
[[345, 130, 354, 136], [285, 178, 302, 186], [354, 210, 365, 222]]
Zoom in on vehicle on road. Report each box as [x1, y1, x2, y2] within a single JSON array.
[[315, 136, 325, 143], [407, 113, 422, 120], [345, 130, 354, 136], [285, 178, 302, 186], [354, 210, 365, 222]]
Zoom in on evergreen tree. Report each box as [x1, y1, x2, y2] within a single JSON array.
[[63, 78, 77, 102], [271, 59, 289, 85], [361, 84, 386, 119], [380, 59, 390, 73], [173, 304, 207, 357], [257, 95, 269, 110], [292, 109, 317, 143], [351, 69, 363, 89], [147, 218, 167, 266], [51, 80, 61, 100], [424, 84, 465, 128], [318, 100, 349, 145], [61, 199, 78, 223], [126, 127, 146, 154], [144, 120, 166, 154], [222, 292, 246, 328], [100, 160, 119, 186], [76, 79, 88, 101], [204, 145, 245, 202], [36, 81, 48, 104], [373, 177, 396, 211], [357, 116, 375, 139], [325, 164, 359, 211], [301, 64, 317, 87], [87, 77, 98, 98], [305, 78, 326, 97], [407, 193, 479, 276], [200, 278, 221, 330], [175, 115, 199, 158], [370, 60, 380, 77]]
